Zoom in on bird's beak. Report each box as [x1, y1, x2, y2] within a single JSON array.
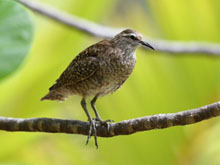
[[140, 40, 155, 50]]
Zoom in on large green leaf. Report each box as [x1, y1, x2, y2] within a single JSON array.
[[0, 0, 33, 80]]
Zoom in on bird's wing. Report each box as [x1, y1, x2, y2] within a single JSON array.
[[49, 49, 101, 91], [49, 39, 113, 91]]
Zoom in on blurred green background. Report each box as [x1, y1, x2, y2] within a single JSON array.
[[1, 0, 220, 164]]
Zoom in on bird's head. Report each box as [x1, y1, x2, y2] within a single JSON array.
[[112, 29, 154, 50]]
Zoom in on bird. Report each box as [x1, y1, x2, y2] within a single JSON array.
[[41, 29, 154, 148]]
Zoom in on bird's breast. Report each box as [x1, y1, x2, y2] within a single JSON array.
[[106, 51, 136, 76], [96, 51, 136, 96]]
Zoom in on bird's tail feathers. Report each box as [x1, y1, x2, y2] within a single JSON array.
[[41, 91, 65, 102]]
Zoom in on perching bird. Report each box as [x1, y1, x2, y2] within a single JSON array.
[[41, 29, 154, 148]]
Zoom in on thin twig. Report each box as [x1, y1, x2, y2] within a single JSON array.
[[17, 0, 220, 55], [0, 101, 220, 137]]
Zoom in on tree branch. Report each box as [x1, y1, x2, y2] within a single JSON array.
[[17, 0, 220, 56], [1, 101, 220, 137]]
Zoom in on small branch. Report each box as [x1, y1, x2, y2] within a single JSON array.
[[18, 0, 119, 38], [1, 101, 220, 137], [17, 0, 220, 56]]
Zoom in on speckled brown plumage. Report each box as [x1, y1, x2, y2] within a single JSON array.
[[41, 29, 154, 148], [42, 39, 135, 101]]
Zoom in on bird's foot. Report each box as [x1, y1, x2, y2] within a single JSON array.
[[94, 118, 114, 124], [94, 118, 114, 133], [86, 118, 114, 148], [86, 119, 98, 149]]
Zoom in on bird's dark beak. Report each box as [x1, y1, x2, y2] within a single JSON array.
[[140, 40, 154, 50]]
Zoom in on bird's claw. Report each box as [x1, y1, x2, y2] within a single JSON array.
[[93, 118, 114, 134], [86, 119, 98, 149], [86, 118, 114, 148], [93, 118, 114, 124]]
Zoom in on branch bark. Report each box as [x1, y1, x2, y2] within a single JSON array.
[[17, 0, 220, 56], [1, 101, 220, 137]]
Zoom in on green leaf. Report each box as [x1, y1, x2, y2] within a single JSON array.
[[0, 0, 33, 80]]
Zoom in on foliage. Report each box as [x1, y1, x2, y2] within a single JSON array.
[[0, 0, 33, 80]]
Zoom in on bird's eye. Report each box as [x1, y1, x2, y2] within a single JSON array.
[[129, 35, 136, 40]]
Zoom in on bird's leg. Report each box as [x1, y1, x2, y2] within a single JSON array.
[[91, 95, 103, 122], [81, 98, 98, 148], [91, 95, 114, 132]]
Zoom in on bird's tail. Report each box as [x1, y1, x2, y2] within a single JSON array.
[[41, 91, 65, 102]]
